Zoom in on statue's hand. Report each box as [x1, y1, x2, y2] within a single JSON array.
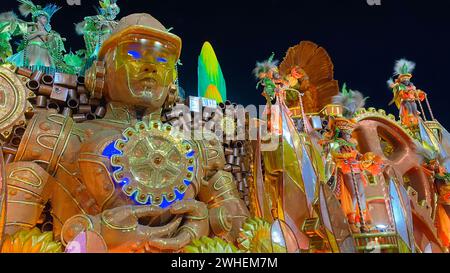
[[144, 199, 209, 252], [97, 205, 182, 252], [100, 205, 162, 232], [63, 205, 182, 252]]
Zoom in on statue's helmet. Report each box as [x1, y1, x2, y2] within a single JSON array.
[[98, 13, 181, 60], [93, 13, 182, 108]]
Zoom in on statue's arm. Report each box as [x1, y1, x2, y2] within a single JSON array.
[[196, 134, 250, 241]]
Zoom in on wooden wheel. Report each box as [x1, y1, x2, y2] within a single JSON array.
[[353, 108, 443, 252], [354, 109, 432, 204]]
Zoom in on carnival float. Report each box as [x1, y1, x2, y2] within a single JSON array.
[[0, 0, 448, 253]]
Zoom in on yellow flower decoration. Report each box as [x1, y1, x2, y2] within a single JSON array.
[[184, 218, 289, 253], [184, 236, 241, 253], [237, 218, 286, 253], [1, 228, 62, 253]]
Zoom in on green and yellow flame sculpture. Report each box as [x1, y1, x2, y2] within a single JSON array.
[[198, 41, 227, 103]]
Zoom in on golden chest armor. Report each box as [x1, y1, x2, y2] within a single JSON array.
[[106, 120, 197, 207]]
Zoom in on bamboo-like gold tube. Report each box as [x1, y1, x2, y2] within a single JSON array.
[[240, 162, 247, 173], [13, 126, 26, 137], [224, 164, 232, 172], [94, 106, 106, 118], [36, 96, 47, 108], [42, 74, 54, 85], [67, 98, 80, 109], [224, 147, 233, 155], [10, 136, 22, 147], [226, 154, 235, 164], [78, 105, 92, 114], [86, 112, 96, 121], [30, 70, 44, 82], [47, 102, 60, 112], [89, 98, 101, 106], [77, 76, 85, 85], [16, 67, 33, 78], [234, 156, 241, 166], [38, 84, 53, 96], [68, 89, 78, 99], [62, 107, 73, 117], [231, 165, 241, 173], [26, 80, 40, 91], [77, 85, 87, 94], [79, 93, 89, 105], [73, 114, 87, 123], [234, 172, 243, 182]]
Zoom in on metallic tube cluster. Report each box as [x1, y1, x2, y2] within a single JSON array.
[[165, 99, 252, 205], [23, 71, 107, 122]]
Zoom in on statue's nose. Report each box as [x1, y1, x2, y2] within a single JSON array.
[[141, 63, 157, 74]]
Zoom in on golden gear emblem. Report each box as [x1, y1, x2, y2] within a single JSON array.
[[111, 120, 196, 206], [0, 65, 34, 140]]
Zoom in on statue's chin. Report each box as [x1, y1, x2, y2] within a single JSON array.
[[129, 78, 160, 96], [129, 86, 166, 103], [131, 89, 153, 98]]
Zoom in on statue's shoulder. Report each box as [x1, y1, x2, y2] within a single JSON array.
[[14, 111, 84, 164]]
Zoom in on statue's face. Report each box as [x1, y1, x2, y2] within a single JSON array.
[[104, 34, 178, 110]]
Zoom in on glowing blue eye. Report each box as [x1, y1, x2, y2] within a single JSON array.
[[157, 57, 167, 63], [128, 50, 141, 59]]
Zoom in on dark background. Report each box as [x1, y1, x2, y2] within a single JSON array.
[[2, 0, 450, 126]]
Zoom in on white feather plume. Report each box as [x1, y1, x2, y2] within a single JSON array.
[[0, 11, 18, 21], [74, 21, 85, 35], [387, 78, 394, 88], [394, 58, 416, 75], [332, 83, 367, 118], [414, 139, 438, 164], [253, 59, 279, 79], [17, 0, 36, 18]]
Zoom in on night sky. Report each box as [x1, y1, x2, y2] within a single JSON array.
[[2, 0, 450, 127]]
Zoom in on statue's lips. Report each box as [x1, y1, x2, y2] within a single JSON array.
[[129, 75, 159, 96]]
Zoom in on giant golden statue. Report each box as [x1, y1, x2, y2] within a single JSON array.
[[0, 13, 249, 253], [0, 2, 448, 254]]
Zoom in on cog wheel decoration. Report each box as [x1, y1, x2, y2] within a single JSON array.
[[0, 65, 34, 140], [110, 120, 196, 207]]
